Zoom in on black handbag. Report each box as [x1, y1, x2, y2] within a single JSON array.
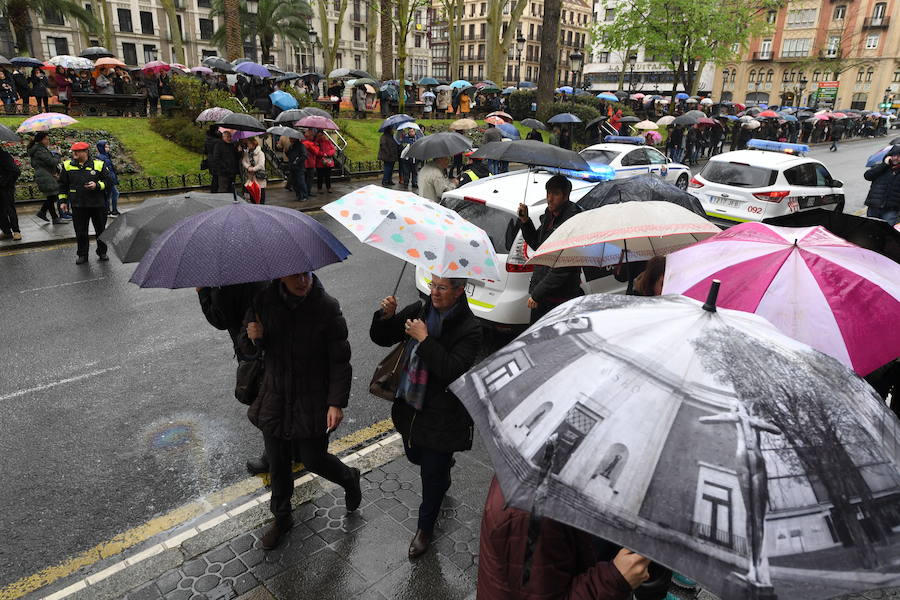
[[369, 342, 405, 401], [235, 351, 264, 406]]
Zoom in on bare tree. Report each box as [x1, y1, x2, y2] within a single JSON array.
[[373, 0, 430, 111], [438, 0, 463, 80], [485, 0, 529, 85], [366, 0, 378, 76], [318, 0, 349, 82], [536, 0, 561, 115], [379, 0, 393, 79], [160, 0, 186, 64]]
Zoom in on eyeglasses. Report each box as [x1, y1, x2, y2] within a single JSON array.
[[428, 282, 453, 292]]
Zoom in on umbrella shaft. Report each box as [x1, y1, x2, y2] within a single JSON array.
[[392, 261, 408, 297]]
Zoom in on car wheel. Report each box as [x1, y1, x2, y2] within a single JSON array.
[[676, 173, 689, 190]]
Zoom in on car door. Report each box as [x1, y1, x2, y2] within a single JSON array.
[[618, 149, 650, 179], [645, 148, 671, 181], [813, 163, 844, 210], [782, 162, 820, 214]]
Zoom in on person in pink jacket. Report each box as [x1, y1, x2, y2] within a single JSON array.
[[301, 129, 320, 196], [314, 130, 337, 194]]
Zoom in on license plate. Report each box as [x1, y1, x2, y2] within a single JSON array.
[[788, 199, 800, 213], [708, 195, 741, 209]]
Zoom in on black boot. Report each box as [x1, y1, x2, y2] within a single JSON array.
[[246, 454, 269, 475], [345, 467, 362, 512], [260, 517, 293, 551]]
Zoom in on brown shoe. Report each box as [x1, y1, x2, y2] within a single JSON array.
[[408, 529, 431, 559], [12, 232, 22, 241], [260, 518, 293, 551]]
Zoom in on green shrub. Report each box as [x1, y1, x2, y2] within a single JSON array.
[[538, 103, 601, 144], [571, 95, 634, 117], [168, 76, 244, 119], [148, 116, 207, 154], [283, 86, 315, 108], [508, 90, 537, 120]]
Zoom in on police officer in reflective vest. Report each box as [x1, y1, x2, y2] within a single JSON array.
[[457, 152, 491, 187], [58, 141, 113, 264]]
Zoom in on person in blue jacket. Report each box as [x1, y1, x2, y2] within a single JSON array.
[[96, 140, 120, 216]]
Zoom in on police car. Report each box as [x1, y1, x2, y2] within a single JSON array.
[[688, 139, 845, 226]]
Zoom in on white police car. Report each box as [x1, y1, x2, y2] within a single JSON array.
[[689, 139, 845, 226], [579, 137, 692, 189]]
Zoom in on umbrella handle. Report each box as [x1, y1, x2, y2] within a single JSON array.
[[391, 261, 408, 297]]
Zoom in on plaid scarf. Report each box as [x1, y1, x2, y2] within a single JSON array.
[[396, 302, 458, 411]]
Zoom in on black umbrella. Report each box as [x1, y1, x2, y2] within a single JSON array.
[[521, 118, 547, 130], [267, 125, 304, 139], [470, 140, 590, 170], [673, 114, 698, 126], [264, 64, 285, 75], [548, 112, 583, 124], [349, 69, 374, 79], [613, 91, 629, 100], [274, 108, 310, 123], [79, 46, 113, 59], [796, 110, 814, 119], [299, 72, 325, 82], [275, 72, 302, 83], [217, 113, 266, 132], [585, 116, 609, 130], [684, 109, 707, 119], [202, 56, 235, 73], [405, 132, 472, 160], [0, 124, 20, 142], [10, 57, 43, 68], [619, 116, 641, 123], [577, 175, 706, 216], [99, 193, 237, 263], [302, 107, 332, 118], [764, 209, 900, 264]]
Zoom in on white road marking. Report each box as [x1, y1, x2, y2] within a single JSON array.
[[0, 367, 121, 402], [19, 277, 106, 294]]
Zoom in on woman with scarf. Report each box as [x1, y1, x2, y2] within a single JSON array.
[[370, 276, 482, 560]]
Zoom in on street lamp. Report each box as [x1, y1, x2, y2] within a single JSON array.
[[797, 76, 808, 107], [721, 68, 729, 102], [516, 33, 526, 84], [627, 53, 637, 93], [308, 28, 318, 72], [568, 49, 584, 88]]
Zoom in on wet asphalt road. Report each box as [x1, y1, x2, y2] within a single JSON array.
[[0, 210, 425, 589]]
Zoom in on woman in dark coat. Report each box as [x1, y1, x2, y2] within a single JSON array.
[[27, 132, 65, 223], [370, 276, 482, 559], [53, 66, 72, 111], [238, 273, 362, 551], [203, 125, 220, 193], [29, 68, 50, 112], [378, 127, 400, 186]]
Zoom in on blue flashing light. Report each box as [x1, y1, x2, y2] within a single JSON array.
[[746, 139, 810, 154], [604, 135, 645, 144], [546, 163, 616, 182]]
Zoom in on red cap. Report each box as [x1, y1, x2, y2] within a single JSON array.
[[70, 141, 90, 151]]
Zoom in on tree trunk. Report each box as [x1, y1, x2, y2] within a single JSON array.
[[447, 0, 461, 80], [160, 0, 185, 64], [380, 0, 394, 79], [7, 1, 33, 56], [223, 0, 242, 60], [396, 0, 409, 113], [98, 0, 115, 53], [485, 0, 528, 86], [366, 1, 378, 76], [535, 0, 561, 117], [688, 59, 705, 96]]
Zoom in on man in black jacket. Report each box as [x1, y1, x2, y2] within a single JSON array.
[[864, 150, 900, 225], [0, 144, 21, 240], [211, 130, 241, 195], [59, 141, 113, 264], [517, 175, 583, 323]]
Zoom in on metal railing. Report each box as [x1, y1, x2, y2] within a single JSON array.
[[863, 15, 890, 27], [692, 521, 748, 555], [753, 51, 773, 60]]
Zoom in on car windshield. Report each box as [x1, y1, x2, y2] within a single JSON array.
[[700, 161, 778, 188], [580, 149, 621, 165], [443, 197, 518, 254]]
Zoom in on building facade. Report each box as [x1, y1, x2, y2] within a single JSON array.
[[714, 0, 900, 110]]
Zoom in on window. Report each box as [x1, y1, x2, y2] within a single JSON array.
[[140, 11, 154, 35], [202, 49, 217, 59], [198, 0, 211, 7], [781, 38, 811, 58], [784, 163, 817, 186], [851, 92, 868, 109], [414, 10, 422, 25], [812, 70, 821, 82], [622, 150, 649, 166], [335, 52, 342, 67], [467, 64, 473, 79], [766, 69, 774, 82], [786, 9, 817, 28], [121, 42, 137, 65], [44, 8, 65, 25], [353, 26, 360, 41], [478, 64, 484, 78], [480, 2, 486, 15], [866, 67, 874, 82], [894, 70, 900, 83], [415, 34, 422, 47], [117, 9, 133, 32], [468, 23, 475, 39], [605, 8, 615, 21], [597, 51, 609, 63], [748, 69, 756, 83], [48, 36, 69, 55], [480, 23, 486, 38], [354, 55, 361, 70], [176, 15, 184, 40], [199, 18, 214, 40], [873, 2, 886, 20], [477, 43, 484, 59], [857, 68, 865, 82], [865, 34, 879, 49], [825, 35, 840, 57], [142, 44, 158, 63], [526, 66, 532, 80], [767, 10, 777, 23], [833, 4, 846, 20], [695, 480, 735, 549]]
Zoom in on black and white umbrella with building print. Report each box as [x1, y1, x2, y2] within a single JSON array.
[[449, 282, 900, 600]]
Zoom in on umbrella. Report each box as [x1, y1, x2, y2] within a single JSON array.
[[470, 140, 590, 170], [349, 69, 374, 79], [497, 123, 521, 140], [422, 91, 436, 99], [449, 287, 900, 600], [299, 72, 325, 82], [49, 55, 94, 70], [630, 93, 645, 100], [585, 117, 608, 130], [216, 113, 266, 132], [763, 209, 900, 264], [142, 60, 170, 74], [450, 79, 472, 89], [131, 203, 350, 288], [302, 107, 332, 118], [547, 113, 582, 124], [0, 124, 20, 142], [328, 68, 352, 78], [744, 119, 761, 129], [684, 110, 706, 119], [10, 57, 44, 68], [577, 175, 706, 216], [619, 116, 640, 123], [597, 93, 619, 102], [266, 125, 304, 139], [232, 58, 253, 66], [263, 64, 285, 75], [664, 223, 900, 376], [352, 77, 379, 87], [269, 90, 298, 110], [98, 193, 237, 263], [275, 72, 302, 83], [527, 201, 719, 268], [435, 85, 452, 92], [449, 118, 478, 131], [195, 107, 234, 122], [697, 117, 717, 126], [502, 87, 517, 95], [675, 92, 690, 100], [485, 115, 506, 126], [757, 110, 779, 118], [79, 46, 113, 59], [699, 97, 714, 105], [684, 98, 699, 104], [0, 55, 11, 66], [518, 81, 536, 89], [235, 62, 271, 78], [203, 56, 236, 73], [672, 114, 698, 126], [16, 112, 78, 133], [778, 113, 799, 122], [556, 86, 574, 94], [296, 115, 339, 130], [418, 77, 439, 86], [169, 63, 190, 73], [864, 144, 900, 167], [405, 132, 472, 161], [323, 185, 502, 282], [486, 111, 514, 122], [379, 114, 415, 132], [521, 118, 547, 131], [656, 115, 676, 126], [190, 66, 214, 75], [635, 120, 658, 130], [274, 108, 310, 123], [832, 112, 848, 119]]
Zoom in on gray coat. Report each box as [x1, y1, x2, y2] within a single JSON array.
[[27, 143, 60, 196]]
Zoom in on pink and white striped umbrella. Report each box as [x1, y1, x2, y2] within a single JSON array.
[[663, 222, 900, 375]]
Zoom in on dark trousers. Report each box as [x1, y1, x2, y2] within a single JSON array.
[[209, 170, 219, 194], [263, 434, 354, 524], [72, 206, 108, 257], [0, 189, 18, 233], [216, 174, 235, 195], [35, 96, 48, 111], [403, 443, 454, 534], [38, 194, 58, 219], [292, 167, 307, 200], [305, 168, 316, 193], [316, 166, 332, 191], [382, 161, 395, 185]]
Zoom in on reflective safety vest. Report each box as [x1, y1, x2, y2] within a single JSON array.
[[461, 169, 481, 182], [58, 158, 108, 207]]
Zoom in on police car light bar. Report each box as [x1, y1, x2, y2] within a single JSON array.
[[604, 135, 646, 144], [746, 139, 810, 154], [546, 164, 616, 182]]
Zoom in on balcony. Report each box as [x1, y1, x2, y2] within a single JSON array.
[[350, 11, 365, 22], [863, 15, 890, 28], [753, 51, 773, 60], [781, 50, 810, 58]]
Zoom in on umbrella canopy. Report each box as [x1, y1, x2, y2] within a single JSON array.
[[485, 115, 506, 126], [405, 132, 472, 160], [697, 117, 717, 126], [597, 93, 619, 102], [450, 79, 472, 89], [674, 91, 690, 99], [528, 201, 719, 268], [269, 90, 298, 110], [518, 81, 537, 89], [352, 77, 379, 87], [744, 119, 762, 129], [672, 114, 698, 126], [299, 72, 325, 82], [49, 55, 94, 70], [418, 77, 439, 86], [16, 112, 78, 133], [275, 71, 301, 83], [324, 185, 501, 281], [577, 175, 706, 216], [302, 107, 332, 118], [169, 62, 190, 73], [521, 118, 547, 131], [131, 203, 350, 288], [232, 58, 253, 66], [619, 116, 640, 123], [556, 86, 574, 94], [502, 86, 517, 95], [379, 114, 415, 132], [190, 65, 213, 75], [274, 108, 310, 123], [10, 57, 43, 68], [449, 118, 478, 131], [296, 115, 339, 130], [202, 56, 236, 73], [684, 109, 706, 119], [585, 117, 608, 130], [547, 112, 582, 124], [635, 120, 658, 130], [235, 62, 271, 78], [422, 91, 436, 99], [656, 115, 676, 126], [497, 123, 521, 140], [195, 106, 234, 122], [630, 92, 645, 99], [865, 144, 900, 167], [664, 223, 900, 376], [216, 113, 265, 132], [99, 193, 237, 263], [263, 64, 284, 75], [142, 60, 170, 74], [486, 111, 514, 122], [470, 140, 590, 170], [79, 46, 113, 59], [449, 289, 900, 600], [757, 109, 778, 118], [0, 123, 20, 142], [699, 97, 714, 105], [267, 125, 304, 139], [328, 68, 352, 78]]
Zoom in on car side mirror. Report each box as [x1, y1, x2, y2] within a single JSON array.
[[831, 179, 843, 188]]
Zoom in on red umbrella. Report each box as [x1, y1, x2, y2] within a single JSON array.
[[296, 115, 339, 130], [142, 60, 170, 74], [758, 110, 779, 118], [832, 112, 848, 118], [733, 102, 746, 110], [697, 117, 717, 125], [40, 61, 56, 71]]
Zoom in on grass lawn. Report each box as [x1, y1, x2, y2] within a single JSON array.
[[0, 116, 200, 177]]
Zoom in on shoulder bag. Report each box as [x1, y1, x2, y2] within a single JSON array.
[[369, 342, 405, 401], [235, 350, 264, 405]]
